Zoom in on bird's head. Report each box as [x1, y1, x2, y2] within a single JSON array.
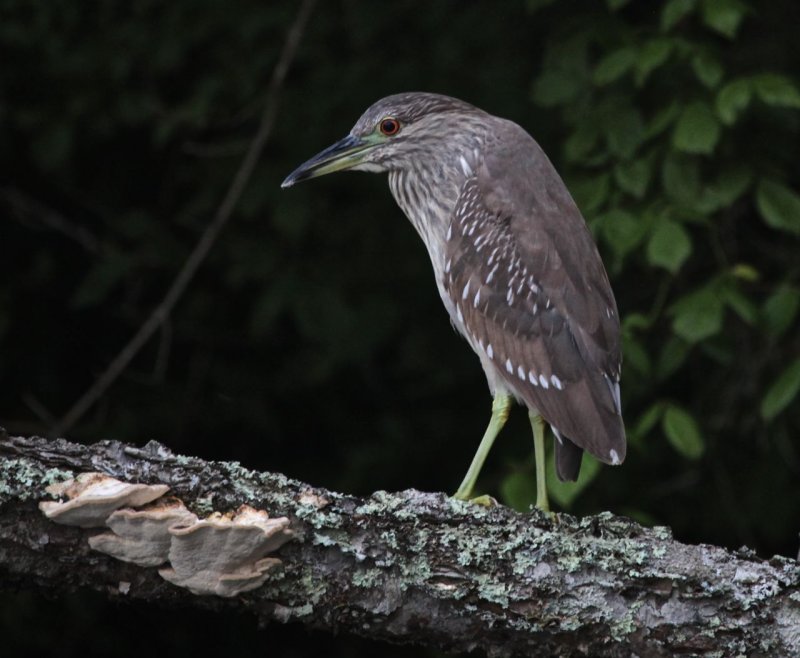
[[281, 92, 483, 188]]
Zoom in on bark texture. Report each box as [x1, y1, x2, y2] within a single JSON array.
[[1, 429, 798, 657]]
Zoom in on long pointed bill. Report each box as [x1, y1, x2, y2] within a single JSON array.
[[281, 134, 376, 188]]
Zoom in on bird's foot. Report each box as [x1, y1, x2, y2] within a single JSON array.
[[452, 491, 498, 507], [468, 494, 498, 507]]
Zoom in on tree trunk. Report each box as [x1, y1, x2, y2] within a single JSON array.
[[1, 429, 798, 657]]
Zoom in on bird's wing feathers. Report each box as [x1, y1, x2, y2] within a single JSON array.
[[443, 122, 625, 466]]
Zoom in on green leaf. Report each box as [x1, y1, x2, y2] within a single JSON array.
[[647, 219, 692, 273], [662, 152, 700, 206], [661, 0, 696, 31], [701, 0, 747, 38], [721, 283, 757, 324], [622, 334, 651, 376], [564, 123, 602, 163], [502, 451, 602, 511], [547, 453, 602, 508], [762, 285, 800, 339], [672, 101, 721, 154], [635, 39, 674, 85], [760, 359, 800, 421], [599, 209, 647, 258], [707, 165, 753, 206], [670, 284, 724, 342], [569, 173, 611, 214], [756, 179, 800, 236], [752, 73, 800, 108], [632, 402, 666, 442], [605, 107, 645, 158], [730, 263, 759, 282], [614, 156, 652, 198], [500, 470, 538, 512], [662, 405, 705, 459], [656, 337, 690, 380], [683, 166, 752, 214], [623, 312, 653, 331], [646, 101, 681, 139], [691, 52, 724, 88], [532, 70, 583, 107], [716, 79, 752, 124], [593, 47, 637, 85]]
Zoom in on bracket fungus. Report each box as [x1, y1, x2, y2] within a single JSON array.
[[39, 472, 295, 598], [88, 499, 198, 567], [39, 473, 169, 528], [159, 505, 294, 597]]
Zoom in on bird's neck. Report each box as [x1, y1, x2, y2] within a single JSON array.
[[387, 140, 481, 278]]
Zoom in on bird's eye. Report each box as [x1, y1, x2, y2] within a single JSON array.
[[379, 118, 401, 136]]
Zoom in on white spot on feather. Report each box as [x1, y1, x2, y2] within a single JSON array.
[[517, 365, 526, 380], [528, 370, 538, 385], [459, 155, 472, 177], [505, 358, 513, 374], [473, 289, 481, 308], [539, 374, 549, 389], [462, 281, 470, 300], [446, 224, 453, 241], [606, 376, 622, 414], [610, 449, 621, 465], [487, 344, 494, 359], [551, 374, 563, 390]]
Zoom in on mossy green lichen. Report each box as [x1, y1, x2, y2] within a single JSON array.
[[291, 602, 313, 617], [474, 575, 510, 608], [0, 458, 73, 502], [556, 554, 583, 573], [297, 568, 329, 605], [296, 507, 344, 529], [609, 600, 641, 641], [190, 493, 216, 517], [313, 529, 350, 547], [222, 461, 298, 511], [352, 568, 383, 588]]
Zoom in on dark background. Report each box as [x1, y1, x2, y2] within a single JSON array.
[[2, 1, 799, 656]]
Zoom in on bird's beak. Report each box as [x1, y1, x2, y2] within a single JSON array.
[[281, 134, 375, 188]]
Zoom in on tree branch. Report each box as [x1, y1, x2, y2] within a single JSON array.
[[50, 0, 317, 437], [1, 429, 798, 657]]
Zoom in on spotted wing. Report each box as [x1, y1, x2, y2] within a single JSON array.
[[443, 125, 625, 475]]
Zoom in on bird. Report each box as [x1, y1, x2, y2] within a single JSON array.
[[282, 92, 625, 511]]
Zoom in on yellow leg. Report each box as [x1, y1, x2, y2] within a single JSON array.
[[529, 412, 550, 512], [453, 394, 512, 500]]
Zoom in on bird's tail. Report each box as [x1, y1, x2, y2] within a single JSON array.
[[553, 430, 583, 482]]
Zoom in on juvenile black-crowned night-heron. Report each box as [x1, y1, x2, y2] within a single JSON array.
[[282, 92, 625, 511]]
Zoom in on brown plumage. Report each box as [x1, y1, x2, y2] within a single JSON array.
[[282, 92, 625, 502], [444, 129, 624, 480]]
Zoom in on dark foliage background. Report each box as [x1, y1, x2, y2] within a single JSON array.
[[1, 1, 798, 656]]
